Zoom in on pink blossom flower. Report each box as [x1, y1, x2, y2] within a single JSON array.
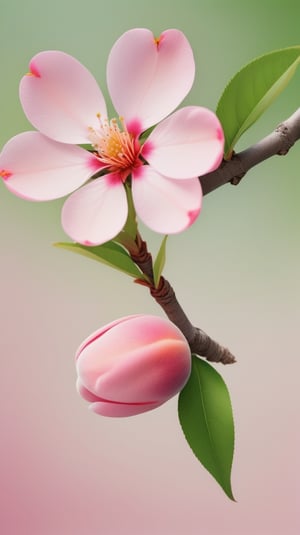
[[0, 29, 224, 245], [76, 314, 191, 417]]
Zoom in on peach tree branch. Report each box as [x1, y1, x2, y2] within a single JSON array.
[[131, 235, 236, 365], [131, 108, 300, 365], [200, 108, 300, 195]]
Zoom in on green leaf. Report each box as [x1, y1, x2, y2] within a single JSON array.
[[79, 143, 93, 151], [216, 46, 300, 158], [153, 235, 168, 288], [139, 124, 156, 144], [54, 240, 147, 280], [178, 355, 235, 500]]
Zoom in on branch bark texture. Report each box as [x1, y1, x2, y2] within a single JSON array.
[[200, 108, 300, 195], [131, 235, 236, 365]]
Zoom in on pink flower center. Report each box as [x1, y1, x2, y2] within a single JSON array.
[[88, 115, 142, 181]]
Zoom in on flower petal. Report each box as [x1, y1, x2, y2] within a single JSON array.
[[78, 375, 163, 417], [107, 28, 195, 133], [77, 379, 163, 416], [76, 315, 191, 403], [143, 106, 224, 178], [20, 51, 107, 143], [94, 338, 190, 403], [132, 166, 202, 234], [0, 132, 100, 200], [61, 174, 128, 245], [76, 379, 101, 403], [90, 400, 164, 418]]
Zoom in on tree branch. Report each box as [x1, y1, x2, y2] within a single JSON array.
[[150, 278, 236, 365], [130, 108, 300, 366], [200, 108, 300, 195], [131, 235, 236, 365]]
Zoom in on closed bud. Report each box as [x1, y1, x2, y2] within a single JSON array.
[[76, 314, 191, 417]]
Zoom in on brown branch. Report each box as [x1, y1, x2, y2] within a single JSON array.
[[130, 233, 154, 280], [200, 108, 300, 195], [129, 108, 300, 365], [150, 278, 236, 364], [132, 239, 236, 365]]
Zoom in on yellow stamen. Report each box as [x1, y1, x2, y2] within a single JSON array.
[[87, 115, 141, 177]]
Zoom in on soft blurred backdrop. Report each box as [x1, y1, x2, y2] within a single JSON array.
[[1, 1, 299, 534]]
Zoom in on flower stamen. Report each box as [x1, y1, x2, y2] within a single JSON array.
[[88, 115, 141, 180]]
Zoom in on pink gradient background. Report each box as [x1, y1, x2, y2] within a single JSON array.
[[1, 1, 300, 533]]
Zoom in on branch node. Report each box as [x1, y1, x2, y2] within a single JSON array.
[[150, 277, 174, 305], [190, 328, 236, 365], [276, 123, 295, 155], [229, 153, 246, 186], [200, 107, 300, 195], [130, 234, 154, 280], [230, 175, 244, 186]]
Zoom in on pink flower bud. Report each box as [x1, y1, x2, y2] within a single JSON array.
[[76, 315, 191, 417]]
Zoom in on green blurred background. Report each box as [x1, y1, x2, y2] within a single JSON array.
[[1, 1, 299, 534]]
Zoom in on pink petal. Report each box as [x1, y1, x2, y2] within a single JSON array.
[[20, 51, 107, 144], [76, 315, 191, 403], [75, 315, 142, 361], [132, 166, 202, 234], [76, 379, 101, 403], [143, 106, 224, 178], [107, 29, 195, 133], [94, 339, 190, 403], [0, 132, 100, 201], [77, 379, 164, 416], [90, 400, 164, 417], [78, 377, 163, 417], [61, 174, 127, 245]]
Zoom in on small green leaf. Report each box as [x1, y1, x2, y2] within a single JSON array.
[[178, 355, 235, 500], [217, 46, 300, 157], [113, 230, 139, 253], [79, 143, 93, 151], [153, 235, 168, 288], [54, 240, 147, 280], [139, 124, 156, 144]]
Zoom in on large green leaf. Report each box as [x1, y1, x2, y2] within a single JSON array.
[[54, 241, 147, 280], [153, 235, 168, 288], [217, 46, 300, 158], [178, 355, 235, 500]]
